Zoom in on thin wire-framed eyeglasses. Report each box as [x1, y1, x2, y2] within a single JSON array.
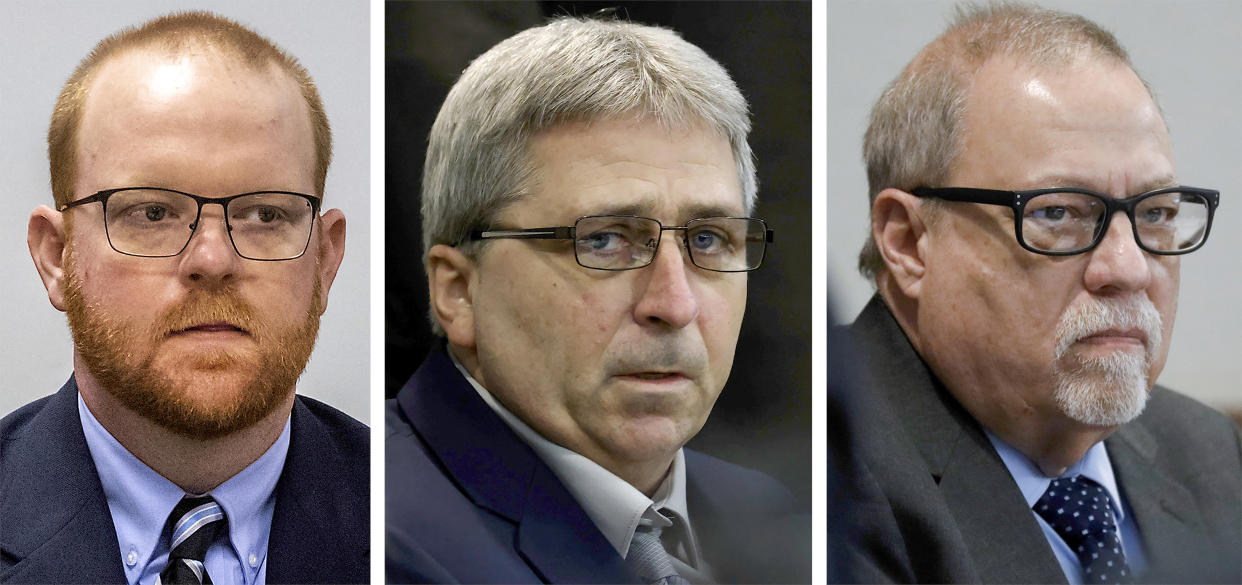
[[58, 187, 322, 261], [912, 186, 1219, 256], [460, 215, 775, 272]]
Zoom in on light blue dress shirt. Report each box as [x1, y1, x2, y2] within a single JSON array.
[[78, 393, 290, 585], [985, 431, 1146, 584]]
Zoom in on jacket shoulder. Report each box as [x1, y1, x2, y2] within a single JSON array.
[[0, 394, 58, 443], [293, 393, 369, 458]]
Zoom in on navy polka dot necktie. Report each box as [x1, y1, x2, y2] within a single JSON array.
[[1034, 475, 1132, 584]]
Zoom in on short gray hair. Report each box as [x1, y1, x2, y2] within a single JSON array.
[[422, 16, 756, 265], [858, 2, 1143, 280]]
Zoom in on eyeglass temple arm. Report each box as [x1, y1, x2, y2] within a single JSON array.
[[463, 226, 575, 243], [744, 228, 775, 243]]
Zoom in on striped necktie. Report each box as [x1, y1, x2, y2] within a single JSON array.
[[158, 496, 227, 585]]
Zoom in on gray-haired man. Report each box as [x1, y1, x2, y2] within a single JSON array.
[[847, 3, 1241, 583], [386, 17, 805, 584]]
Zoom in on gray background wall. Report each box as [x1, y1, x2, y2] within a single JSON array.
[[827, 0, 1242, 412], [0, 0, 370, 423]]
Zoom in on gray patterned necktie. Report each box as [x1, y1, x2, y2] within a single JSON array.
[[627, 525, 691, 585], [158, 496, 226, 585]]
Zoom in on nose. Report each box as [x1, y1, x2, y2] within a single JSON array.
[[632, 234, 700, 329], [178, 205, 241, 288], [1082, 212, 1152, 295]]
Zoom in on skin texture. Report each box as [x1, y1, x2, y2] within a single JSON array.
[[873, 55, 1179, 477], [27, 46, 346, 493], [428, 119, 748, 496]]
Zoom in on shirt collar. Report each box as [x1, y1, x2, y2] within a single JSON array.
[[985, 429, 1126, 524], [449, 351, 701, 563], [79, 392, 290, 584]]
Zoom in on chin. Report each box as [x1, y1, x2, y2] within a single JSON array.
[[1053, 352, 1150, 427], [609, 414, 700, 459]]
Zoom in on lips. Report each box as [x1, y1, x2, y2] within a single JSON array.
[[1078, 328, 1147, 346], [614, 371, 692, 386], [627, 372, 683, 380], [169, 321, 250, 336]]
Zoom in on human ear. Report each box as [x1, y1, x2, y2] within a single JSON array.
[[871, 188, 928, 298], [313, 209, 347, 315], [426, 244, 476, 349], [28, 206, 69, 312]]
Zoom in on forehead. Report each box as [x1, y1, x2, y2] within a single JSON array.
[[75, 46, 315, 194], [954, 55, 1174, 191], [519, 118, 744, 222]]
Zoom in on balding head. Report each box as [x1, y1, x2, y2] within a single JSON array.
[[48, 11, 331, 209], [858, 1, 1154, 280]]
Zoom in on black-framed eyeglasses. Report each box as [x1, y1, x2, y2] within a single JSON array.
[[912, 186, 1219, 256], [59, 187, 322, 261], [460, 215, 775, 272]]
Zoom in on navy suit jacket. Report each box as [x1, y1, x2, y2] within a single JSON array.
[[0, 376, 369, 584], [386, 349, 807, 584]]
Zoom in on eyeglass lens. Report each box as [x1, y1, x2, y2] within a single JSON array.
[[1020, 190, 1211, 253], [572, 216, 765, 271], [103, 189, 316, 259]]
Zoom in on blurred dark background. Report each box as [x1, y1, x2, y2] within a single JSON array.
[[386, 1, 811, 506]]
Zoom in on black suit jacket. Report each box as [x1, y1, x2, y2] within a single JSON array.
[[0, 376, 369, 584], [846, 296, 1242, 584], [386, 349, 808, 584]]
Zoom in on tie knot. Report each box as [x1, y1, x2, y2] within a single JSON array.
[[161, 495, 227, 585], [1034, 475, 1132, 584], [627, 526, 689, 585]]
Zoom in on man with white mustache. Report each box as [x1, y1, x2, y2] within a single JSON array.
[[844, 4, 1240, 584], [385, 17, 806, 584]]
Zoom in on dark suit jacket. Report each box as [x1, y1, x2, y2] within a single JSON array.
[[0, 376, 370, 584], [386, 349, 808, 584], [845, 296, 1242, 584]]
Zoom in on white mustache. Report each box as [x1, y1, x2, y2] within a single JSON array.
[[1054, 295, 1163, 362]]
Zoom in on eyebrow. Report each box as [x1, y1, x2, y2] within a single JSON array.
[[1020, 174, 1180, 196], [580, 199, 745, 221]]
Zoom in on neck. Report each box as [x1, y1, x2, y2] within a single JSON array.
[[74, 358, 292, 494], [989, 417, 1116, 477], [450, 343, 675, 497]]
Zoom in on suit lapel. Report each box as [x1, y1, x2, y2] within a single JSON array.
[[1106, 417, 1217, 582], [854, 298, 1066, 584], [267, 397, 369, 584], [0, 377, 126, 583], [399, 349, 636, 584]]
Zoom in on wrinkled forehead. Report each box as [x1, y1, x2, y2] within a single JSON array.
[[521, 118, 745, 221]]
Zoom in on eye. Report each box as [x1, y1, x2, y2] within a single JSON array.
[[1031, 206, 1066, 221], [117, 202, 178, 224], [1024, 193, 1100, 225], [1140, 206, 1178, 224], [582, 231, 626, 252], [690, 229, 724, 252], [144, 205, 168, 222], [234, 205, 289, 224]]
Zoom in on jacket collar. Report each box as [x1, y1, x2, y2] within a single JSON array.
[[0, 376, 127, 583], [852, 297, 1067, 584], [396, 348, 638, 584]]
